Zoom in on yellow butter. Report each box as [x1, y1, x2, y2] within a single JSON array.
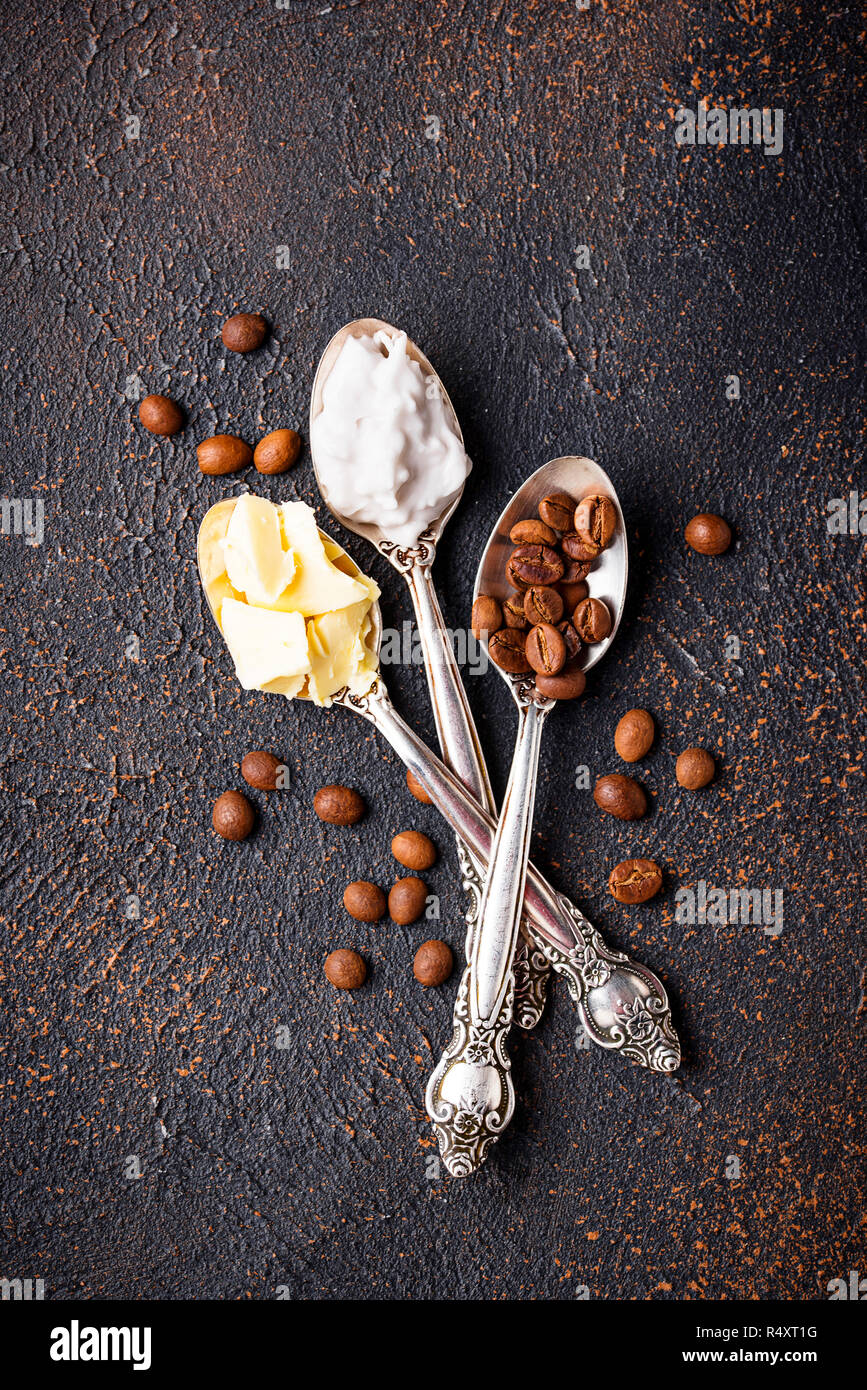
[[221, 598, 310, 690], [223, 493, 296, 605]]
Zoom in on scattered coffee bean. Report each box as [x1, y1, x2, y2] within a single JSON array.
[[254, 428, 301, 474], [561, 532, 599, 564], [574, 494, 617, 550], [197, 434, 252, 476], [685, 513, 732, 555], [609, 858, 663, 904], [526, 622, 566, 676], [507, 544, 564, 589], [139, 394, 184, 437], [573, 596, 612, 643], [324, 948, 367, 990], [593, 774, 647, 820], [389, 877, 428, 924], [509, 518, 557, 546], [407, 767, 433, 804], [538, 491, 576, 531], [212, 789, 255, 840], [559, 579, 589, 610], [392, 830, 437, 871], [535, 659, 586, 700], [489, 627, 532, 673], [313, 784, 366, 825], [614, 709, 655, 763], [557, 619, 581, 660], [503, 593, 529, 629], [676, 747, 716, 789], [524, 585, 563, 626], [241, 749, 283, 790], [472, 595, 503, 641], [413, 939, 454, 987], [343, 881, 387, 922], [222, 312, 268, 353]]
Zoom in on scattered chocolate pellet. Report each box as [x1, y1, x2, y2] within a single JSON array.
[[197, 434, 252, 476], [676, 747, 716, 789], [313, 785, 366, 825], [212, 790, 255, 840], [593, 774, 647, 821], [222, 312, 268, 353], [413, 939, 454, 986], [343, 881, 387, 922], [685, 512, 732, 555], [392, 830, 437, 871], [614, 709, 655, 762], [241, 750, 283, 790], [406, 768, 433, 804], [254, 428, 301, 474], [324, 948, 367, 990], [138, 394, 184, 436], [388, 877, 428, 924]]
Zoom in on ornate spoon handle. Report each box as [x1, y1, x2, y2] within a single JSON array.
[[402, 557, 550, 1029], [340, 681, 680, 1081], [426, 700, 550, 1175]]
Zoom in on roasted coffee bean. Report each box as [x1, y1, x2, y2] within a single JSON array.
[[392, 830, 437, 871], [574, 494, 617, 549], [535, 659, 586, 700], [538, 491, 576, 531], [471, 595, 503, 640], [254, 428, 301, 474], [559, 579, 589, 610], [313, 784, 366, 825], [614, 709, 655, 763], [593, 774, 647, 820], [524, 585, 563, 626], [561, 532, 600, 563], [324, 948, 367, 990], [241, 749, 283, 790], [343, 881, 387, 922], [414, 939, 453, 986], [685, 513, 732, 555], [407, 768, 433, 804], [212, 790, 255, 840], [139, 393, 184, 436], [609, 858, 663, 904], [557, 619, 581, 660], [489, 627, 531, 673], [197, 434, 252, 476], [573, 597, 612, 643], [526, 623, 566, 676], [507, 544, 564, 589], [676, 747, 716, 789], [509, 518, 558, 546], [503, 593, 529, 629], [388, 876, 428, 924], [222, 312, 268, 353], [561, 558, 592, 584]]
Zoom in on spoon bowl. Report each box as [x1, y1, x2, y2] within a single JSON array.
[[474, 455, 628, 680]]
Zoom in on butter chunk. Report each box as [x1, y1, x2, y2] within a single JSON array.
[[223, 493, 296, 606], [306, 599, 378, 706], [276, 501, 370, 616], [221, 597, 310, 690]]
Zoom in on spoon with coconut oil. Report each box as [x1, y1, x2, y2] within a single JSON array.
[[310, 318, 553, 1031], [197, 498, 680, 1166]]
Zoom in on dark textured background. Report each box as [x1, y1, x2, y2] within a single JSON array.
[[1, 0, 864, 1302]]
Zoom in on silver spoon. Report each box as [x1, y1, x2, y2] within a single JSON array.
[[309, 317, 551, 1031], [197, 501, 680, 1163], [425, 457, 670, 1175]]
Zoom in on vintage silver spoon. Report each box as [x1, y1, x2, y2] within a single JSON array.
[[197, 501, 680, 1161], [310, 317, 551, 1030], [425, 457, 672, 1175]]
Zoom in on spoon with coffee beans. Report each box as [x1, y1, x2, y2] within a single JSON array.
[[426, 457, 677, 1176]]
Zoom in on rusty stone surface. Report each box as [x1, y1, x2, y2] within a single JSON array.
[[0, 0, 864, 1300]]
